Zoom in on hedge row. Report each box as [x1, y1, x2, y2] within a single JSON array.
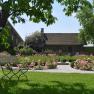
[[59, 55, 94, 62]]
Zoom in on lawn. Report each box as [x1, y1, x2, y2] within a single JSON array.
[[0, 72, 94, 94]]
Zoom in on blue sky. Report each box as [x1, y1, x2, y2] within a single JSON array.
[[9, 1, 81, 40]]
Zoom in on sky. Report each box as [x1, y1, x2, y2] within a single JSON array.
[[9, 1, 81, 40]]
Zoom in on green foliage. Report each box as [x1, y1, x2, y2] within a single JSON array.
[[59, 55, 94, 63], [0, 25, 13, 52], [76, 3, 94, 43], [59, 55, 76, 62], [78, 29, 87, 44], [19, 47, 33, 55], [25, 31, 47, 52], [0, 0, 92, 27], [58, 0, 92, 16], [15, 44, 33, 56], [0, 0, 56, 26]]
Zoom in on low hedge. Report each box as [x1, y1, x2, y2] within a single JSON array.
[[59, 55, 94, 63]]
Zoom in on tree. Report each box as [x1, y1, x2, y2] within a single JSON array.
[[25, 31, 47, 52], [0, 0, 91, 29], [78, 29, 87, 44], [76, 1, 94, 44]]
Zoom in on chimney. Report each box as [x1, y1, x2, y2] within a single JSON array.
[[41, 28, 44, 33]]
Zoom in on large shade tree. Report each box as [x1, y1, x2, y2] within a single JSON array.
[[0, 0, 91, 28], [0, 0, 92, 50], [76, 0, 94, 44]]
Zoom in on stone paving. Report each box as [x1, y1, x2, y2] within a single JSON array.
[[31, 65, 94, 73]]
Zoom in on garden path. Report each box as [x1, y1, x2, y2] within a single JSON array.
[[30, 65, 94, 73]]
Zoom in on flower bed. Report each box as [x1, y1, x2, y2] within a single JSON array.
[[0, 52, 58, 70], [16, 55, 58, 70]]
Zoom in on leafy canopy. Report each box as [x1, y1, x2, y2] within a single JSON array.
[[76, 1, 94, 44], [25, 31, 47, 52], [0, 0, 92, 26]]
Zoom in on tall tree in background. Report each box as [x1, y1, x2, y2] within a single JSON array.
[[76, 0, 94, 44], [25, 31, 47, 52]]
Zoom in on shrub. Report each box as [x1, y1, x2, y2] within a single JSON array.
[[73, 59, 94, 71], [19, 47, 33, 55], [59, 56, 76, 63]]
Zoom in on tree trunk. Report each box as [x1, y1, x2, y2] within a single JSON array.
[[0, 1, 10, 30], [0, 9, 9, 29]]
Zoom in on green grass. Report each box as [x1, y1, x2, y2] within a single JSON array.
[[0, 72, 94, 94]]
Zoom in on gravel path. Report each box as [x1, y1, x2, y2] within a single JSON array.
[[30, 65, 94, 73]]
